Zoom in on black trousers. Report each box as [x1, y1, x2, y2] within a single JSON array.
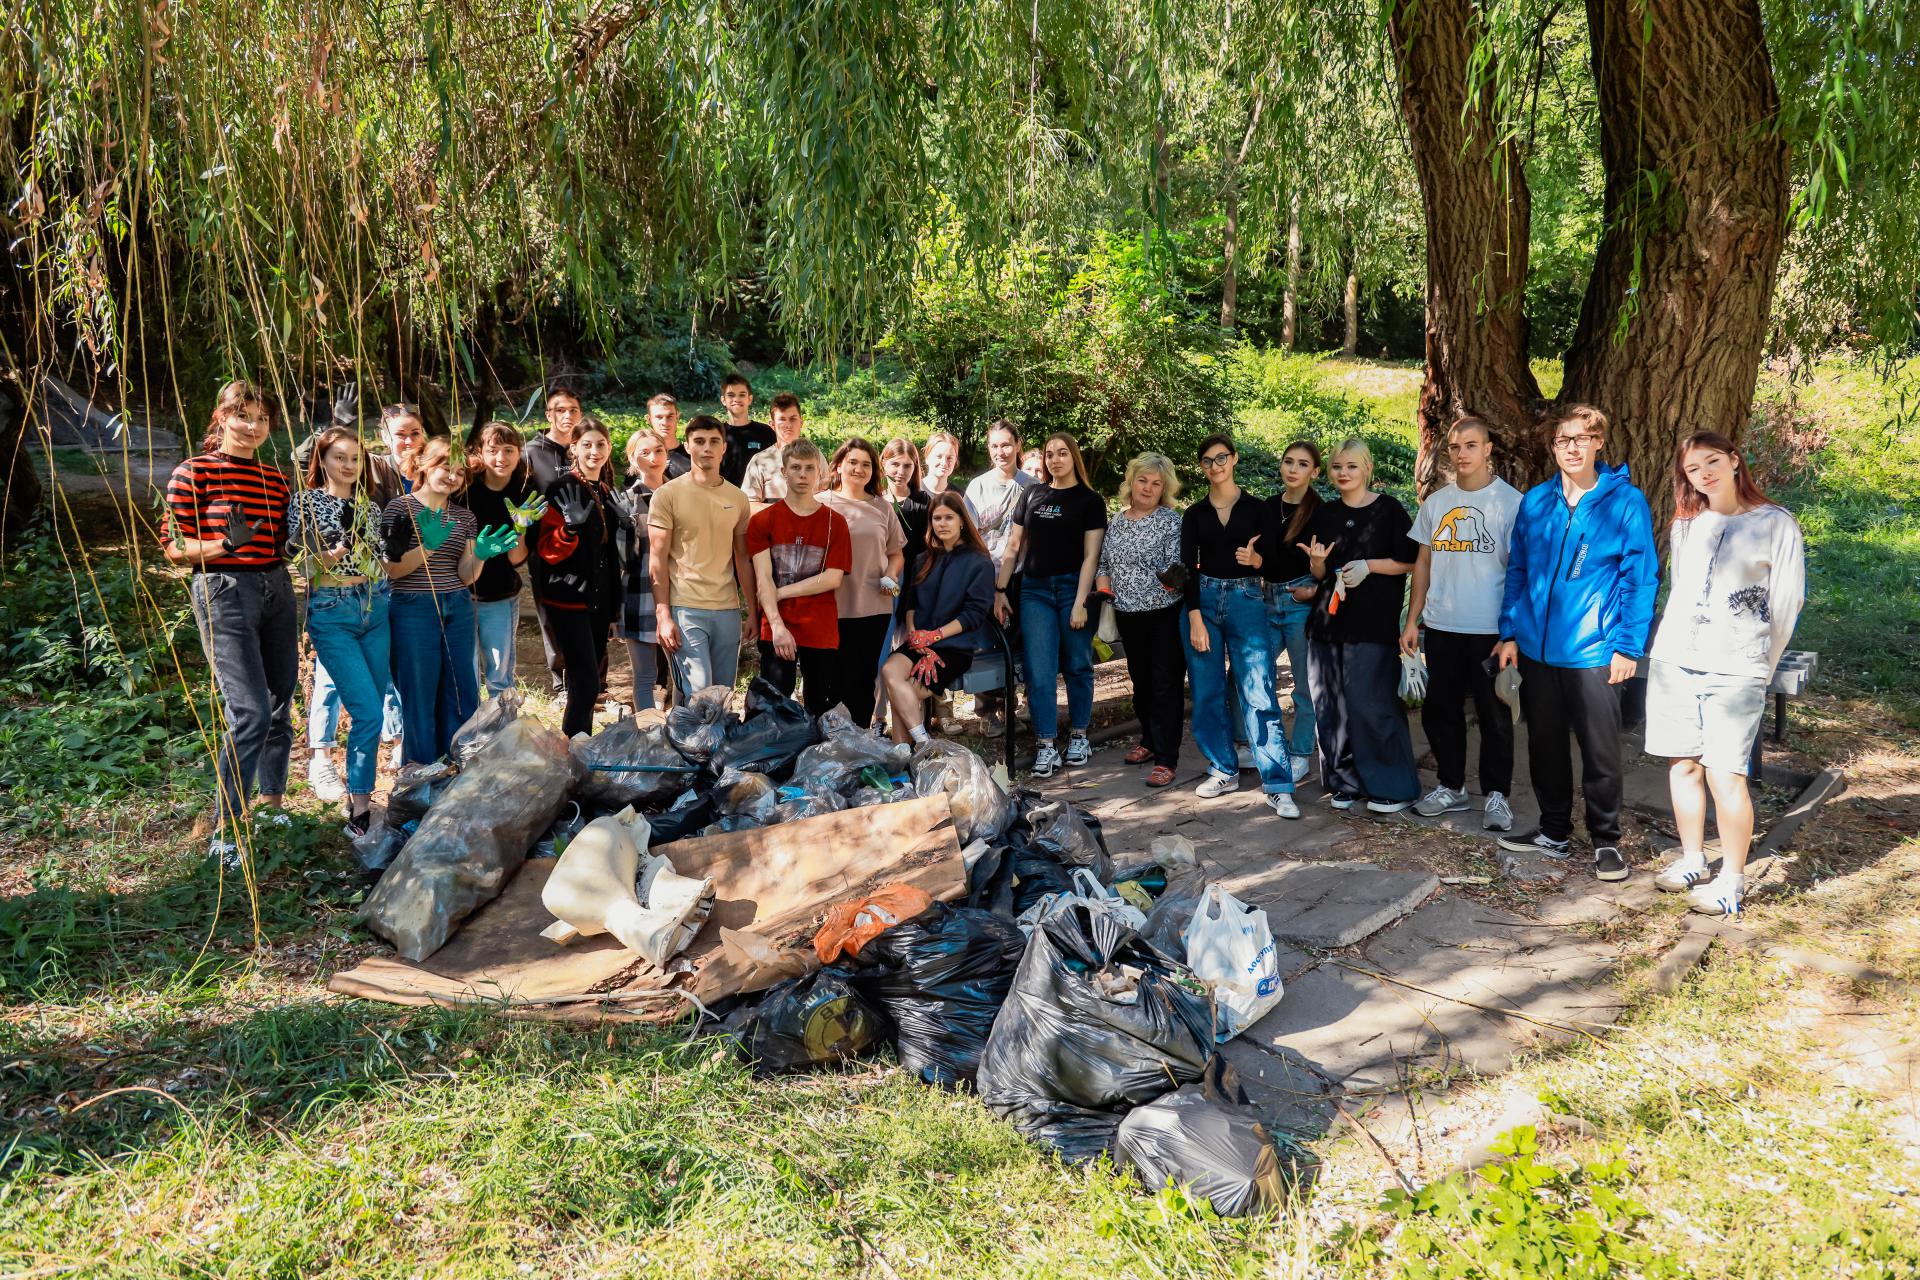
[[1307, 637, 1419, 803], [1518, 655, 1624, 845], [547, 605, 611, 739], [1113, 603, 1185, 768], [1421, 627, 1514, 795], [536, 596, 609, 692], [757, 639, 837, 716], [831, 613, 893, 728]]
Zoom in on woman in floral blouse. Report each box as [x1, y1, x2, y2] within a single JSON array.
[[1094, 453, 1187, 786]]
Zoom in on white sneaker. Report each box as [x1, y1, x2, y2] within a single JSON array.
[[1030, 743, 1063, 779], [1687, 871, 1744, 916], [1290, 753, 1314, 784], [1235, 744, 1256, 772], [1266, 792, 1300, 819], [1064, 734, 1093, 766], [1414, 784, 1469, 817], [1196, 771, 1240, 799], [1655, 850, 1711, 893], [1483, 791, 1514, 832], [306, 754, 346, 803]]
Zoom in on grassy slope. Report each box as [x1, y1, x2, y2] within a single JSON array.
[[4, 353, 1918, 1278]]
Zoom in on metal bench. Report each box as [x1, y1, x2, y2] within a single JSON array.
[[1749, 649, 1817, 777], [951, 619, 1020, 772]]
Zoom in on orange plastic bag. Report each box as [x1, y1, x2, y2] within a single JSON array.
[[814, 883, 934, 963]]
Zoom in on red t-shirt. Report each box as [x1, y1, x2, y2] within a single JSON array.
[[747, 500, 852, 649]]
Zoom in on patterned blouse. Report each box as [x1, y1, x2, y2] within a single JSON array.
[[287, 488, 383, 583], [1097, 505, 1184, 613]]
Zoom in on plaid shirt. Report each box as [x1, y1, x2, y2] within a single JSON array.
[[617, 481, 658, 642]]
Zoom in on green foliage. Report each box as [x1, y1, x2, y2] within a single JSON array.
[[1230, 349, 1417, 501], [1330, 1126, 1681, 1280], [891, 229, 1240, 477], [587, 331, 737, 403]]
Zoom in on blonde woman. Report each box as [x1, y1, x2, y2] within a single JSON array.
[[1095, 453, 1186, 787], [1299, 437, 1419, 812]]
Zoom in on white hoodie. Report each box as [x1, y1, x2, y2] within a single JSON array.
[[1651, 503, 1805, 679]]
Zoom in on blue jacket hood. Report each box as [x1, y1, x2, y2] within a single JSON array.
[[1498, 462, 1658, 669]]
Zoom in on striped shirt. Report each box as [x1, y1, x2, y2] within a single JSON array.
[[163, 453, 291, 571], [381, 494, 477, 594]]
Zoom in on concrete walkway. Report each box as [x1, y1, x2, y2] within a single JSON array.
[[1018, 713, 1808, 1139]]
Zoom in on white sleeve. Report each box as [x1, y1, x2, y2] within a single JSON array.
[[1766, 510, 1806, 675], [1410, 493, 1437, 543]]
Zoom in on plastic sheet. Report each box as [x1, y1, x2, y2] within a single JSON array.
[[814, 883, 934, 962], [448, 689, 522, 767], [850, 903, 1027, 1088], [911, 739, 1014, 845], [361, 718, 578, 961], [1022, 799, 1113, 884], [710, 678, 818, 776], [572, 718, 697, 808], [723, 964, 886, 1077], [1116, 1059, 1284, 1217], [666, 685, 735, 762], [977, 901, 1214, 1163]]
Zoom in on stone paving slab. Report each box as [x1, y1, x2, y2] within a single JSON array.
[[1247, 862, 1441, 949]]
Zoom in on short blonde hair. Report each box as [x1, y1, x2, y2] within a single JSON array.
[[625, 428, 667, 473], [1120, 452, 1180, 507], [1329, 436, 1374, 481]]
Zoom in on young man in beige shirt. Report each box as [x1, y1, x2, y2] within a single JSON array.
[[648, 415, 756, 696]]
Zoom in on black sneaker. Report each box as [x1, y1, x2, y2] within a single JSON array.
[[1497, 828, 1570, 859], [1327, 791, 1356, 811], [1593, 846, 1629, 881]]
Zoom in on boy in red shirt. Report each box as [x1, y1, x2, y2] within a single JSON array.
[[747, 440, 851, 713]]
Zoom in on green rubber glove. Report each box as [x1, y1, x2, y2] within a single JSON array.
[[506, 493, 549, 532], [416, 507, 455, 552], [473, 523, 520, 561]]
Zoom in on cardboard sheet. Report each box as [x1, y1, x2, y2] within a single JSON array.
[[328, 793, 965, 1022]]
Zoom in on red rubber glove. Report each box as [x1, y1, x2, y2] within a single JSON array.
[[910, 650, 945, 685], [906, 628, 944, 652]]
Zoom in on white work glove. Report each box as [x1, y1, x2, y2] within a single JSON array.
[[1337, 559, 1371, 589], [1399, 651, 1429, 704]]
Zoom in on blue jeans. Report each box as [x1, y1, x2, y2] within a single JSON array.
[[473, 595, 521, 698], [1183, 575, 1292, 793], [1267, 577, 1318, 758], [389, 589, 480, 766], [306, 582, 393, 795], [670, 605, 742, 697], [308, 658, 403, 749], [1019, 572, 1094, 742]]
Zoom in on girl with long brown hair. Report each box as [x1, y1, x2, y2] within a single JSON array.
[[881, 492, 996, 744], [1647, 431, 1805, 916], [461, 421, 544, 700], [821, 436, 906, 727], [1264, 438, 1325, 782]]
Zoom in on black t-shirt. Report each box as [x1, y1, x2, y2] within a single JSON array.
[[459, 475, 533, 602], [1305, 495, 1418, 645], [1263, 496, 1317, 583], [1014, 483, 1108, 580], [721, 421, 775, 487], [664, 446, 692, 481]]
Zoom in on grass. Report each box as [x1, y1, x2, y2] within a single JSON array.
[[4, 347, 1920, 1276]]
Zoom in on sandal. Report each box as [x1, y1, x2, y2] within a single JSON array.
[[1124, 745, 1153, 765], [1145, 765, 1177, 788]]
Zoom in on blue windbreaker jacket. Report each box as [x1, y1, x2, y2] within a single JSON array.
[[1498, 463, 1658, 669]]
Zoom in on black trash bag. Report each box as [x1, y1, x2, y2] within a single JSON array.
[[977, 901, 1214, 1164], [350, 818, 408, 875], [448, 689, 522, 767], [1024, 799, 1114, 884], [701, 815, 764, 837], [572, 718, 698, 808], [1137, 882, 1207, 967], [1116, 1058, 1285, 1217], [528, 799, 588, 859], [713, 767, 779, 821], [968, 837, 1079, 920], [648, 789, 717, 846], [792, 708, 910, 796], [387, 761, 456, 828], [849, 903, 1028, 1089], [666, 685, 736, 763], [722, 964, 887, 1077], [710, 678, 819, 776]]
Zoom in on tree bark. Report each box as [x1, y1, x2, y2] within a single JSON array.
[[1221, 177, 1239, 329], [1342, 261, 1360, 356], [1389, 0, 1543, 497], [1560, 0, 1789, 530], [1281, 190, 1302, 350]]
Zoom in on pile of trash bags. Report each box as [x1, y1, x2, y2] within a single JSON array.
[[719, 791, 1295, 1217]]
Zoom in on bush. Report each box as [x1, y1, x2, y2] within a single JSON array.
[[587, 332, 736, 402]]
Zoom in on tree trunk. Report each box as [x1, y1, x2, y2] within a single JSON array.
[[1342, 262, 1360, 356], [0, 371, 43, 543], [1560, 0, 1789, 531], [1221, 175, 1239, 329], [1389, 0, 1543, 497], [1281, 190, 1301, 350]]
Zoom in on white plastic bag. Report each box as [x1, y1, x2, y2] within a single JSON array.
[[1096, 601, 1120, 645], [1182, 884, 1284, 1042]]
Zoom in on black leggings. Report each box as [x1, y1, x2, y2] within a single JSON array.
[[831, 614, 893, 728], [1113, 603, 1185, 768], [757, 640, 837, 716], [547, 605, 611, 738]]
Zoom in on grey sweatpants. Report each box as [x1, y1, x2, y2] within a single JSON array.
[[191, 567, 299, 833]]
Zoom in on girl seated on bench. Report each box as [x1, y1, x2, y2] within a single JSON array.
[[881, 492, 995, 745]]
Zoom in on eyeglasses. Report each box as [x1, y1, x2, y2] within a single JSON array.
[[1552, 434, 1602, 451], [1200, 452, 1234, 469]]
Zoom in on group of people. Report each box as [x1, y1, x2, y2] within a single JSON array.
[[166, 377, 1803, 916]]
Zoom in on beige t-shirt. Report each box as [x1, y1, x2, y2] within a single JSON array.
[[821, 490, 906, 619], [648, 473, 749, 611]]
